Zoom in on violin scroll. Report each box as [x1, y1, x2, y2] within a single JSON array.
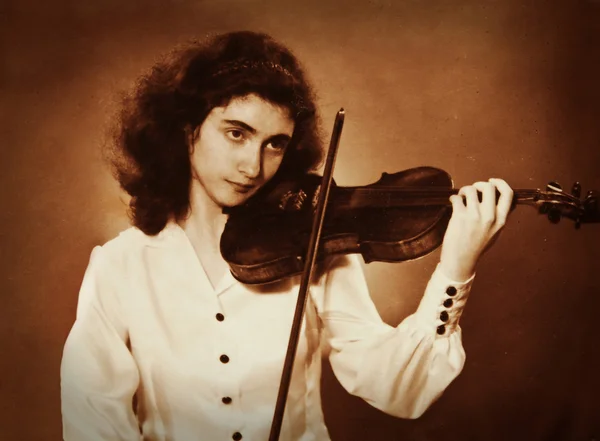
[[537, 181, 600, 227]]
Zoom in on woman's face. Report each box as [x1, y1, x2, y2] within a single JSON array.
[[189, 93, 295, 209]]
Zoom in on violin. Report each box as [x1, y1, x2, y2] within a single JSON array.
[[221, 166, 600, 285]]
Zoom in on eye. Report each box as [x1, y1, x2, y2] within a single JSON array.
[[266, 139, 289, 152], [226, 129, 246, 142]]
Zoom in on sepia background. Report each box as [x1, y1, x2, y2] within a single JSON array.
[[2, 0, 600, 440]]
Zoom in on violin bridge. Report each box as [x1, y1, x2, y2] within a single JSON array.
[[279, 189, 308, 211]]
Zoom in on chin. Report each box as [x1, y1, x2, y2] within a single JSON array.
[[218, 192, 254, 209]]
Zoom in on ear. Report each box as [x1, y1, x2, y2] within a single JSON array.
[[186, 125, 200, 154]]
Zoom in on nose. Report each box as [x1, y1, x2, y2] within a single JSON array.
[[237, 142, 262, 180]]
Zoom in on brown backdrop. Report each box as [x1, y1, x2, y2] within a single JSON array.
[[2, 0, 600, 440]]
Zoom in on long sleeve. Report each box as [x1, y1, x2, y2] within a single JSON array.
[[313, 254, 473, 419], [60, 246, 141, 441]]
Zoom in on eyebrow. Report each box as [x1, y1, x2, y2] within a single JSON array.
[[223, 119, 257, 134], [222, 119, 293, 141]]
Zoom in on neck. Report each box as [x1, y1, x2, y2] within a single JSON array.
[[335, 186, 540, 210], [179, 181, 229, 247]]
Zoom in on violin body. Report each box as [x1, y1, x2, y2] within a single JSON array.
[[221, 167, 454, 284]]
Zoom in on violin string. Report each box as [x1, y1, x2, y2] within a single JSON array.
[[337, 186, 540, 195], [332, 187, 541, 210]]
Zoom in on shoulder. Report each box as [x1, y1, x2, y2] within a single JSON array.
[[88, 222, 182, 270], [323, 253, 365, 275], [312, 253, 367, 290], [76, 223, 182, 314]]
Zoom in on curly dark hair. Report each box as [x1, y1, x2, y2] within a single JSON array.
[[107, 31, 323, 236]]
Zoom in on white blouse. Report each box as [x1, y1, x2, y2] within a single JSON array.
[[60, 221, 474, 441]]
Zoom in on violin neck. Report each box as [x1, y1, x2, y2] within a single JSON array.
[[337, 187, 542, 209]]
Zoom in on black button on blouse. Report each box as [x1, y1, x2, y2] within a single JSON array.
[[446, 286, 457, 296], [216, 313, 225, 321], [232, 432, 243, 440], [220, 354, 230, 363]]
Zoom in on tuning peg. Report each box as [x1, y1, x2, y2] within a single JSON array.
[[572, 182, 581, 198], [548, 208, 561, 224], [547, 181, 562, 192]]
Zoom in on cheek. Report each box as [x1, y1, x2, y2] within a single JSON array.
[[191, 150, 208, 176], [263, 155, 285, 181], [192, 139, 225, 175]]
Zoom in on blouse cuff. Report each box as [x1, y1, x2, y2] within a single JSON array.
[[413, 263, 475, 339]]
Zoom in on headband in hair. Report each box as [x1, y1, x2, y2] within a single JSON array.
[[211, 60, 294, 80]]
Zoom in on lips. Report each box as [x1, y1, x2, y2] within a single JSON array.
[[227, 180, 255, 193]]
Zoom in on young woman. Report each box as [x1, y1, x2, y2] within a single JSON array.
[[60, 31, 513, 441]]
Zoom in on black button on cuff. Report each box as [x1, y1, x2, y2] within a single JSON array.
[[220, 354, 230, 363], [436, 325, 446, 335], [222, 396, 232, 404], [216, 313, 225, 322], [443, 298, 453, 308], [232, 432, 243, 440], [440, 311, 449, 322], [446, 286, 457, 296]]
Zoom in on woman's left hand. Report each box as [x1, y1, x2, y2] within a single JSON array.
[[439, 178, 514, 282]]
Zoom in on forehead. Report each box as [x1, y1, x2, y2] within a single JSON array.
[[209, 94, 295, 135]]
